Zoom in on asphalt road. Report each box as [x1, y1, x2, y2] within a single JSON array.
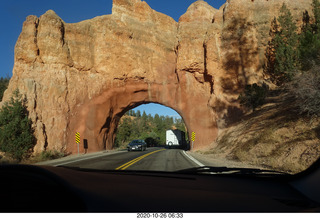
[[55, 147, 200, 172]]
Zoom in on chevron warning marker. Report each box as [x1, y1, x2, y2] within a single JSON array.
[[191, 132, 195, 142], [75, 132, 80, 144]]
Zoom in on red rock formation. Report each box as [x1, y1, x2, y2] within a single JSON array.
[[0, 0, 313, 153]]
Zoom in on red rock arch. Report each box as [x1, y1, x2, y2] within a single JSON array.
[[3, 0, 310, 154], [68, 80, 218, 153]]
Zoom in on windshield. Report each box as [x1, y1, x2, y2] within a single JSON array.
[[129, 140, 142, 145], [0, 0, 320, 177]]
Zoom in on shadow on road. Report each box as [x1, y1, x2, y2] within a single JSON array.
[[155, 144, 190, 150]]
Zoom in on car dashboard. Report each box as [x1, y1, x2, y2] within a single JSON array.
[[0, 164, 320, 212]]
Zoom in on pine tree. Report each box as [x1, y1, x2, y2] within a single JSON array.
[[114, 117, 132, 147], [147, 114, 153, 123], [264, 17, 280, 80], [264, 4, 300, 84], [0, 89, 35, 161], [142, 111, 147, 120], [0, 76, 10, 101], [141, 111, 148, 132], [299, 0, 320, 70], [313, 0, 320, 31], [273, 3, 300, 83], [174, 118, 187, 134]]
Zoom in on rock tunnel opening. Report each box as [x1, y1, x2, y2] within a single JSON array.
[[113, 103, 189, 150], [99, 101, 190, 150], [68, 81, 218, 154]]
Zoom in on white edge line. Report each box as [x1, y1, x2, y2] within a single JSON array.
[[182, 151, 205, 167], [48, 151, 126, 167]]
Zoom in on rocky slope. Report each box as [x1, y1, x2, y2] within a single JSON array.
[[0, 0, 313, 154], [193, 91, 320, 174]]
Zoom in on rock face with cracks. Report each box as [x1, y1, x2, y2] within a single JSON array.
[[1, 0, 312, 154]]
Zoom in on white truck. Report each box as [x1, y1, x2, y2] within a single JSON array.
[[166, 129, 186, 147]]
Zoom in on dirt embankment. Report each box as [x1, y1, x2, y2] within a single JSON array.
[[193, 91, 320, 174]]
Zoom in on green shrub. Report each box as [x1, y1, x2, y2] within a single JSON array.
[[239, 83, 269, 111], [145, 137, 160, 147], [0, 89, 35, 161], [39, 150, 65, 161]]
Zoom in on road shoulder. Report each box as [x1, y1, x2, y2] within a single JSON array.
[[186, 151, 264, 169], [36, 150, 126, 166]]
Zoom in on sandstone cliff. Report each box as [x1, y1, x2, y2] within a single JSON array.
[[0, 0, 313, 154]]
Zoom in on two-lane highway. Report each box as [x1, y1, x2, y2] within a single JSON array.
[[54, 147, 201, 172]]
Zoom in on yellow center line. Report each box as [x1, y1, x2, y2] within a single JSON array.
[[115, 149, 166, 170]]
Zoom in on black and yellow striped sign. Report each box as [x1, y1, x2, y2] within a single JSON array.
[[191, 132, 196, 142], [75, 132, 80, 144]]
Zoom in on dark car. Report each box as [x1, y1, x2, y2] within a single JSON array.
[[127, 140, 147, 151]]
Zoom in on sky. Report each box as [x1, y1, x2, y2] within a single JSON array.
[[134, 103, 182, 119], [0, 0, 226, 117]]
